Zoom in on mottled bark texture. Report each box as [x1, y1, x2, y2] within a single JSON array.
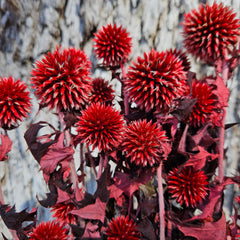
[[0, 0, 239, 238]]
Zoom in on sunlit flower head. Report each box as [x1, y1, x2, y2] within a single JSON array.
[[168, 166, 208, 208], [31, 46, 92, 112], [182, 2, 240, 63], [76, 102, 124, 152], [122, 119, 167, 167], [105, 215, 141, 240], [93, 23, 132, 67], [126, 49, 188, 112], [0, 76, 31, 129], [29, 221, 69, 240]]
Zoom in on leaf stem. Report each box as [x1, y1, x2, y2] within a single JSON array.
[[157, 161, 165, 240], [121, 63, 129, 116]]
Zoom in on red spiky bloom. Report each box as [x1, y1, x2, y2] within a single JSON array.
[[0, 76, 31, 129], [126, 49, 188, 112], [31, 46, 92, 112], [188, 79, 218, 127], [105, 215, 141, 240], [182, 2, 240, 64], [76, 102, 124, 152], [167, 166, 208, 208], [90, 77, 114, 104], [93, 23, 132, 67], [51, 201, 77, 225], [28, 221, 69, 240], [121, 119, 168, 167]]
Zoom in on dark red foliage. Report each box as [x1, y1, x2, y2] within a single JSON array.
[[0, 76, 31, 129], [93, 23, 132, 67], [28, 221, 69, 240], [76, 102, 125, 152], [121, 119, 168, 167], [90, 77, 114, 104], [183, 2, 240, 64], [126, 49, 188, 112], [0, 134, 12, 162], [105, 215, 141, 240], [167, 166, 208, 208], [31, 46, 92, 112]]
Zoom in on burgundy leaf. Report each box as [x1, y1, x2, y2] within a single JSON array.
[[176, 211, 226, 240], [137, 218, 157, 240], [0, 134, 12, 161], [40, 132, 74, 174], [70, 198, 106, 223], [0, 204, 37, 231], [82, 222, 101, 239], [24, 122, 57, 163]]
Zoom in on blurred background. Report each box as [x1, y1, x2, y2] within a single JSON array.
[[0, 0, 239, 238]]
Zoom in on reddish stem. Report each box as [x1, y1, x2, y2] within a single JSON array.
[[121, 63, 129, 116], [79, 143, 85, 189], [97, 154, 104, 180], [157, 161, 165, 240], [58, 112, 78, 190]]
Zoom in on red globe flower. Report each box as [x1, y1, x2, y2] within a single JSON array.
[[126, 49, 188, 112], [51, 201, 77, 225], [31, 46, 92, 112], [182, 2, 240, 64], [90, 77, 114, 104], [76, 102, 124, 152], [121, 119, 168, 167], [167, 166, 208, 208], [93, 23, 132, 67], [188, 79, 218, 127], [105, 215, 141, 240], [29, 221, 69, 240], [0, 76, 31, 129]]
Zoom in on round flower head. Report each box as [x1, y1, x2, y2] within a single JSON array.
[[105, 215, 141, 240], [76, 102, 124, 152], [121, 119, 168, 167], [90, 77, 114, 104], [93, 23, 132, 67], [31, 46, 92, 112], [29, 221, 69, 240], [182, 2, 240, 64], [51, 201, 77, 225], [126, 49, 188, 112], [188, 79, 218, 127], [0, 76, 31, 129], [167, 166, 208, 208]]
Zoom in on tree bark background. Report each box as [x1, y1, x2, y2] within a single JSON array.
[[0, 0, 239, 238]]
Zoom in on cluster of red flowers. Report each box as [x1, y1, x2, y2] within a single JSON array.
[[1, 2, 240, 240]]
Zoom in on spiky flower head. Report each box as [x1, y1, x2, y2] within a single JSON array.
[[167, 166, 208, 208], [182, 2, 240, 64], [93, 23, 132, 67], [126, 49, 188, 112], [51, 201, 77, 225], [76, 102, 124, 152], [188, 78, 218, 127], [105, 215, 141, 240], [90, 77, 114, 104], [28, 221, 69, 240], [0, 76, 31, 129], [121, 119, 167, 167], [31, 46, 92, 112]]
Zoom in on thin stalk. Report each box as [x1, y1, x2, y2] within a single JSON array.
[[97, 153, 104, 180], [120, 63, 129, 116], [58, 112, 78, 190], [157, 161, 165, 240], [79, 143, 85, 189], [218, 59, 229, 184]]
